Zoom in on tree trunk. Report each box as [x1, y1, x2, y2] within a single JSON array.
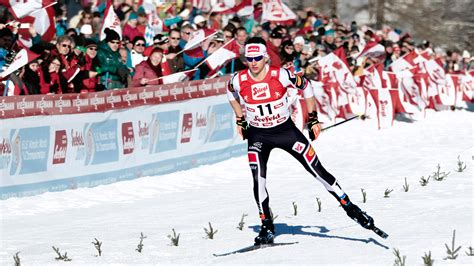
[[375, 0, 385, 29]]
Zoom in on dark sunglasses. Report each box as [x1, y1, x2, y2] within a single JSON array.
[[170, 37, 180, 40], [61, 44, 71, 49], [245, 55, 264, 62], [183, 32, 192, 35], [87, 47, 97, 51], [110, 41, 120, 44], [225, 35, 233, 38], [135, 43, 145, 46]]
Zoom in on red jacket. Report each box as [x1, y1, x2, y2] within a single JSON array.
[[132, 60, 163, 87], [39, 68, 62, 94], [266, 42, 281, 67]]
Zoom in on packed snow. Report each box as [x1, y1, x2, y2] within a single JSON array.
[[1, 109, 473, 265]]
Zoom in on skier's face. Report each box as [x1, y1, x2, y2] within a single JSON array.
[[246, 55, 266, 76]]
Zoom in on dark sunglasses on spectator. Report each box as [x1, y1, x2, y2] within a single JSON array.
[[246, 55, 264, 62], [170, 37, 180, 40], [135, 43, 145, 46], [225, 35, 233, 38], [87, 47, 97, 51], [183, 32, 192, 35], [110, 41, 120, 44], [61, 44, 71, 49]]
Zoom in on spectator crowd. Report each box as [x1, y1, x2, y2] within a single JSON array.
[[0, 0, 472, 96]]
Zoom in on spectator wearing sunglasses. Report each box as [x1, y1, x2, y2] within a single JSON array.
[[97, 28, 130, 89], [77, 39, 103, 92], [50, 35, 82, 93], [131, 36, 146, 68], [168, 29, 184, 73]]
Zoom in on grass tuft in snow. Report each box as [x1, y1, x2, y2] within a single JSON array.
[[419, 176, 430, 186], [13, 251, 20, 266], [204, 222, 218, 239], [52, 246, 72, 261], [316, 197, 322, 212], [237, 213, 248, 231], [455, 155, 467, 172], [466, 246, 474, 256], [135, 232, 147, 253], [403, 177, 409, 192], [432, 163, 450, 181], [168, 229, 180, 246], [91, 238, 102, 256], [292, 202, 298, 216], [444, 229, 462, 260], [384, 188, 394, 198], [361, 188, 367, 203], [422, 251, 434, 266], [393, 248, 406, 266]]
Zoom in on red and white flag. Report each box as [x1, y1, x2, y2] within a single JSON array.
[[204, 39, 238, 74], [1, 0, 56, 19], [389, 51, 418, 76], [183, 28, 217, 51], [211, 0, 253, 16], [192, 0, 212, 12], [261, 0, 297, 24], [1, 48, 40, 78], [100, 0, 122, 41], [161, 69, 196, 84], [358, 41, 386, 61]]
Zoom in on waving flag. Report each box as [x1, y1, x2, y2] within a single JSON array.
[[1, 0, 56, 19], [358, 42, 386, 61], [16, 3, 56, 47], [183, 28, 217, 51], [203, 39, 238, 75], [211, 0, 253, 16], [0, 48, 40, 78], [100, 0, 122, 41], [261, 0, 297, 24]]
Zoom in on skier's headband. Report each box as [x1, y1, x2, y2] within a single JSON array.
[[245, 43, 267, 58]]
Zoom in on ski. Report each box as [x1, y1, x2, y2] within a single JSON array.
[[372, 225, 389, 239], [213, 242, 298, 257]]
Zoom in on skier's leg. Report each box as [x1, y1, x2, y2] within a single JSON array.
[[278, 123, 374, 229]]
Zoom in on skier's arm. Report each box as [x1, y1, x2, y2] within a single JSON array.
[[227, 73, 247, 139]]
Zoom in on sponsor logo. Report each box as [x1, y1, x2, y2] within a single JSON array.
[[292, 141, 305, 154], [138, 121, 149, 137], [380, 100, 389, 117], [121, 122, 135, 155], [0, 138, 11, 155], [251, 83, 271, 100], [196, 113, 207, 127], [52, 130, 67, 164], [71, 129, 84, 146], [247, 45, 260, 53], [274, 102, 283, 109], [304, 146, 316, 163], [181, 113, 193, 143]]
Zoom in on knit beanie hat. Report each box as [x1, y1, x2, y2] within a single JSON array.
[[104, 28, 120, 43]]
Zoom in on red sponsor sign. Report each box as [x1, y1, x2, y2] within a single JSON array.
[[180, 113, 193, 143], [304, 146, 316, 163], [122, 122, 135, 155], [52, 130, 67, 164], [248, 152, 258, 163]]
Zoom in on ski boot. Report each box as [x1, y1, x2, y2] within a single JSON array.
[[340, 194, 374, 229], [254, 219, 275, 245]]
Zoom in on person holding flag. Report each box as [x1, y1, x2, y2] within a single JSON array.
[[227, 37, 380, 245]]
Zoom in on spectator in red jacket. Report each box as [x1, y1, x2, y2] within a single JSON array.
[[267, 30, 282, 67], [132, 48, 164, 87], [39, 56, 64, 94], [78, 39, 102, 92], [122, 12, 143, 43]]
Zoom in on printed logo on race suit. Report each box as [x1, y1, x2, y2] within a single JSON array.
[[247, 45, 260, 53], [304, 145, 316, 164], [205, 104, 234, 143], [292, 141, 306, 154], [251, 83, 271, 100], [180, 113, 193, 143], [52, 130, 67, 164], [9, 126, 50, 176], [121, 122, 135, 155], [150, 111, 179, 154], [0, 137, 12, 170], [85, 119, 119, 165], [138, 120, 150, 150]]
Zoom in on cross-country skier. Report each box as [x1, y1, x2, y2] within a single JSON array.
[[227, 37, 375, 245]]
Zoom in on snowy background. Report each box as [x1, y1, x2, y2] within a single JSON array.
[[1, 109, 473, 265]]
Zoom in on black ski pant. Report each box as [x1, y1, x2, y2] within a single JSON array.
[[246, 119, 347, 220]]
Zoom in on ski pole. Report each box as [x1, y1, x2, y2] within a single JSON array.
[[321, 114, 366, 132]]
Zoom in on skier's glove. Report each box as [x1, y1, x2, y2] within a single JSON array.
[[236, 116, 249, 140], [307, 111, 321, 141]]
